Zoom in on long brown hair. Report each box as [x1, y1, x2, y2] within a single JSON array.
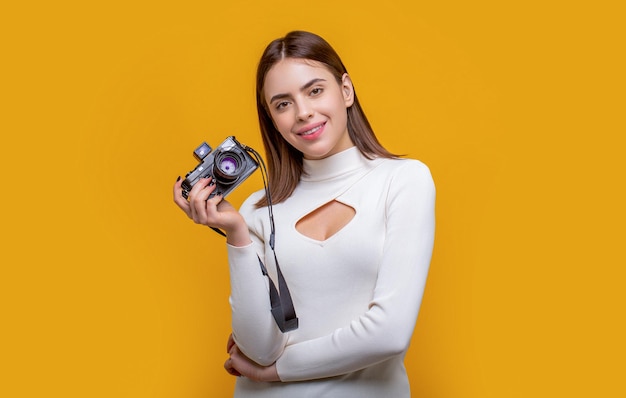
[[255, 31, 396, 207]]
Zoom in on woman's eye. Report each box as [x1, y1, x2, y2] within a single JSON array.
[[310, 87, 323, 96], [276, 101, 290, 110]]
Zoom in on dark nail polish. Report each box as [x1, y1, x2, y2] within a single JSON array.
[[176, 176, 181, 182]]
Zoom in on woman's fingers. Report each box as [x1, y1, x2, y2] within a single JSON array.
[[188, 178, 218, 223], [224, 357, 242, 377], [172, 176, 192, 216], [226, 345, 278, 382], [173, 177, 245, 234], [226, 333, 236, 353], [224, 334, 243, 377], [173, 176, 219, 223]]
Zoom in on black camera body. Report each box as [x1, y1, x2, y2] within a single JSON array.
[[181, 136, 258, 200]]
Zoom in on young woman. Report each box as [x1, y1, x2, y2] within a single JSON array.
[[174, 31, 435, 397]]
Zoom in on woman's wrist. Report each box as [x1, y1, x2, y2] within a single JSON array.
[[263, 364, 280, 382], [225, 222, 252, 247]]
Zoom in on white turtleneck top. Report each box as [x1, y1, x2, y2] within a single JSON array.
[[226, 146, 435, 398]]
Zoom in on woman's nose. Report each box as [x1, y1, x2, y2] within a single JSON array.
[[296, 101, 314, 121]]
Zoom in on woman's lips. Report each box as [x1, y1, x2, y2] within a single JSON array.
[[297, 122, 326, 140]]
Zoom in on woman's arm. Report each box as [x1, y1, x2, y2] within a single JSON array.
[[226, 191, 289, 366], [273, 161, 436, 381], [174, 178, 288, 364]]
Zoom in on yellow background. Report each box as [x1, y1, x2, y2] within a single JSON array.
[[1, 0, 624, 396]]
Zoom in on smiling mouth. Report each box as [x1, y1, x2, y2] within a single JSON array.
[[298, 123, 325, 136]]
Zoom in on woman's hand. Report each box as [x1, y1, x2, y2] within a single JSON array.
[[173, 177, 251, 246], [224, 334, 280, 382]]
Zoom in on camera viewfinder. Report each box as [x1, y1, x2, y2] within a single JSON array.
[[193, 142, 212, 161]]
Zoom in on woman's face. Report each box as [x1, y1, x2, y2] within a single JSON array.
[[263, 58, 355, 160]]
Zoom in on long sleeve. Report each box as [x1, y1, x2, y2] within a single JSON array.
[[227, 191, 288, 366], [275, 160, 435, 381]]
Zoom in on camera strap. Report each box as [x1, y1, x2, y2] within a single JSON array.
[[211, 145, 298, 333], [209, 228, 298, 333], [258, 251, 299, 332]]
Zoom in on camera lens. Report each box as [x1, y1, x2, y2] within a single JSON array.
[[219, 156, 238, 175], [213, 151, 245, 184]]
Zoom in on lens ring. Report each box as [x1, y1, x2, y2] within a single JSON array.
[[213, 151, 245, 185]]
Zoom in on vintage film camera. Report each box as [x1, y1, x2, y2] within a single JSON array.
[[181, 136, 259, 200]]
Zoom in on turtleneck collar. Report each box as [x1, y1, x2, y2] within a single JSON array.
[[301, 146, 380, 182]]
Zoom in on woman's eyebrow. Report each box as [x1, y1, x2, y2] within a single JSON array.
[[301, 78, 326, 91], [269, 78, 327, 104]]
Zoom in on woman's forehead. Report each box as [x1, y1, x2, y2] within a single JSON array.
[[264, 59, 334, 92]]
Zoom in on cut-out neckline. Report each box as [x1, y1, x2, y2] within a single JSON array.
[[295, 200, 356, 241]]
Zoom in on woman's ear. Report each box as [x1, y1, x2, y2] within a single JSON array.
[[341, 73, 355, 107]]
